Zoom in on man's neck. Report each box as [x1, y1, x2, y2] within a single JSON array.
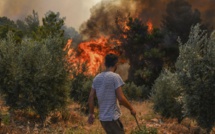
[[105, 67, 114, 72]]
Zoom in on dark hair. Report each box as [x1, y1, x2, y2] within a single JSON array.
[[105, 54, 118, 67]]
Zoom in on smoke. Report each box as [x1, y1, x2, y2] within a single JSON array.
[[189, 0, 215, 27], [79, 0, 135, 38], [1, 0, 215, 34], [80, 0, 215, 38], [0, 0, 41, 20], [0, 0, 101, 31]]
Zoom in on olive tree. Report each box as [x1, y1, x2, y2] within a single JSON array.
[[0, 32, 70, 121], [151, 70, 183, 123], [176, 24, 215, 133]]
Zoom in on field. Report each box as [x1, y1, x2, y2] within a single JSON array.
[[0, 100, 215, 134]]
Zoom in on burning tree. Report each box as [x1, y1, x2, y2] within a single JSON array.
[[64, 37, 120, 109], [115, 17, 164, 87]]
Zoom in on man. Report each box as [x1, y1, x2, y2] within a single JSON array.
[[88, 53, 136, 134]]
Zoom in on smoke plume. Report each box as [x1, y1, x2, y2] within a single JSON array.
[[80, 0, 215, 38]]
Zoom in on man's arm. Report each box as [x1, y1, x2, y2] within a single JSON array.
[[116, 87, 136, 116], [88, 88, 96, 124]]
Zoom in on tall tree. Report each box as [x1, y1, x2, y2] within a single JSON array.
[[176, 24, 215, 133], [16, 10, 40, 39], [25, 10, 39, 32], [35, 11, 65, 39], [115, 17, 164, 87]]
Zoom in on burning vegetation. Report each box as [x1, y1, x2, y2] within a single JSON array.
[[63, 0, 215, 82], [0, 0, 215, 133]]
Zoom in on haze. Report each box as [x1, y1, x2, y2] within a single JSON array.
[[0, 0, 102, 31]]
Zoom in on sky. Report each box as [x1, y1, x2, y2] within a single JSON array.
[[0, 0, 102, 31]]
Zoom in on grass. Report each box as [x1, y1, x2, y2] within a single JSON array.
[[1, 100, 215, 134]]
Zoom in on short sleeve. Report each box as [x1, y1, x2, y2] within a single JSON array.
[[114, 74, 125, 90]]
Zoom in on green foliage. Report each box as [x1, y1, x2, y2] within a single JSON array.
[[0, 32, 70, 121], [131, 125, 157, 134], [70, 65, 94, 111], [0, 17, 23, 42], [35, 11, 65, 40], [151, 70, 183, 122], [123, 82, 150, 101], [175, 24, 215, 132], [16, 10, 40, 38], [1, 114, 10, 125]]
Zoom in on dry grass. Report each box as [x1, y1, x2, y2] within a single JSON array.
[[1, 100, 215, 134]]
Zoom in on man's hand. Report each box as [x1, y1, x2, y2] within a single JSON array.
[[88, 114, 95, 124], [130, 108, 136, 117]]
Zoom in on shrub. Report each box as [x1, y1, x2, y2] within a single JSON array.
[[131, 125, 157, 134], [151, 70, 183, 122], [70, 67, 94, 112], [123, 82, 150, 101], [175, 24, 215, 133], [0, 33, 70, 121]]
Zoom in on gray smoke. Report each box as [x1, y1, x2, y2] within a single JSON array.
[[0, 0, 100, 30], [1, 0, 214, 34], [0, 0, 41, 20], [80, 0, 215, 38]]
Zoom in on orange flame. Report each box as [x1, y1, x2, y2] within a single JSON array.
[[147, 19, 153, 34], [65, 37, 120, 76]]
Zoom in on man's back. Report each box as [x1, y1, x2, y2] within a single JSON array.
[[93, 71, 124, 121]]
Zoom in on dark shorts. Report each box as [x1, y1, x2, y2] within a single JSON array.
[[100, 118, 125, 134]]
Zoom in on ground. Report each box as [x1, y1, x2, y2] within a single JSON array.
[[0, 100, 215, 134]]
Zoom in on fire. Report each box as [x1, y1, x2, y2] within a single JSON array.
[[65, 36, 120, 76], [64, 19, 153, 77], [147, 19, 153, 34]]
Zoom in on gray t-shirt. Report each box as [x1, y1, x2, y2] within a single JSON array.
[[92, 71, 125, 121]]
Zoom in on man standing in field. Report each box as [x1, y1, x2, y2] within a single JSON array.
[[88, 53, 136, 134]]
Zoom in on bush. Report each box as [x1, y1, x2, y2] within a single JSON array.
[[151, 70, 183, 122], [175, 24, 215, 133], [70, 67, 94, 112], [131, 125, 157, 134], [0, 33, 70, 121], [123, 82, 150, 101]]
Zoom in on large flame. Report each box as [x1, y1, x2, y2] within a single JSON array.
[[65, 19, 154, 76], [65, 36, 120, 76]]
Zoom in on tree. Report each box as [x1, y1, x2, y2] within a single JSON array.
[[25, 10, 40, 34], [115, 17, 164, 87], [176, 24, 215, 133], [16, 10, 40, 39], [0, 32, 70, 122], [35, 11, 65, 40], [151, 70, 183, 123], [0, 17, 23, 42]]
